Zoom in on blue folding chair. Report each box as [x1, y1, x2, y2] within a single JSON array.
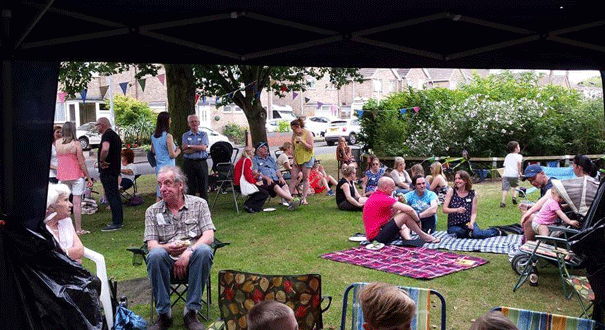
[[340, 282, 446, 330], [492, 306, 604, 330]]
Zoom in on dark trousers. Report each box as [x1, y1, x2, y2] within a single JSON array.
[[100, 172, 123, 226], [420, 215, 436, 234], [183, 158, 209, 201], [244, 188, 270, 212]]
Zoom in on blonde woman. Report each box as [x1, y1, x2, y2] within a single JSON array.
[[56, 122, 93, 235], [426, 161, 449, 205], [289, 118, 314, 205], [390, 157, 412, 194]]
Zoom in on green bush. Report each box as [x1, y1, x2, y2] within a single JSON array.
[[277, 121, 290, 132], [223, 124, 245, 144], [122, 116, 155, 146], [111, 94, 156, 127]]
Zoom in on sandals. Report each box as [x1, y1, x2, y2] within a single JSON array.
[[77, 230, 90, 235]]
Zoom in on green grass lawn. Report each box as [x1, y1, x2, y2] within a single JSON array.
[[80, 158, 585, 330]]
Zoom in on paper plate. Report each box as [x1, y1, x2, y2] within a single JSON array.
[[349, 235, 367, 242], [365, 242, 385, 250], [263, 208, 276, 212]]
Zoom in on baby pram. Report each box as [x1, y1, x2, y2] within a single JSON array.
[[512, 176, 603, 316]]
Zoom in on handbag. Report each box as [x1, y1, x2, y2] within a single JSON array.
[[147, 149, 156, 167], [239, 158, 259, 196]]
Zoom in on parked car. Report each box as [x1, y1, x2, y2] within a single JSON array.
[[265, 119, 289, 133], [324, 118, 361, 146], [305, 116, 332, 137], [199, 126, 232, 147], [76, 122, 102, 150]]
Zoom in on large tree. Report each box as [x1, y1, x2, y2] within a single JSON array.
[[59, 63, 361, 146]]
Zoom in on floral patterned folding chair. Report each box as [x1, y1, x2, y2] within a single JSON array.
[[212, 269, 332, 330]]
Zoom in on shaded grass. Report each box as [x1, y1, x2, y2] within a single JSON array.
[[80, 159, 585, 330]]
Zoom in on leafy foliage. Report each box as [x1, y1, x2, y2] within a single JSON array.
[[112, 95, 156, 127], [222, 124, 246, 145], [359, 71, 605, 157]]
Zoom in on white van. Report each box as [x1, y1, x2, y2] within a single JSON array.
[[270, 105, 296, 120]]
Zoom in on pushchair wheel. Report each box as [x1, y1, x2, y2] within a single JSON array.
[[511, 253, 533, 275]]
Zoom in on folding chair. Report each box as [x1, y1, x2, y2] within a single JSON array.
[[83, 247, 114, 329], [126, 239, 230, 322], [211, 269, 332, 330], [340, 282, 446, 330], [120, 174, 141, 201], [492, 306, 604, 330]]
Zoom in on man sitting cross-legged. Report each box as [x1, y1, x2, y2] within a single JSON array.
[[362, 177, 440, 244], [145, 166, 215, 330]]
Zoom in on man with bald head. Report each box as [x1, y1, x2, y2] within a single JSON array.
[[96, 117, 123, 231], [362, 177, 440, 244]]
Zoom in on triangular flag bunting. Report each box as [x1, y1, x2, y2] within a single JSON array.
[[413, 107, 420, 113], [400, 108, 407, 115], [280, 85, 289, 92], [356, 110, 364, 118], [292, 92, 298, 100], [80, 89, 87, 103], [138, 79, 146, 92], [99, 85, 109, 98], [317, 102, 323, 109], [58, 92, 67, 104], [119, 82, 128, 95], [304, 97, 310, 103], [158, 74, 165, 85], [195, 94, 201, 105], [202, 96, 206, 104]]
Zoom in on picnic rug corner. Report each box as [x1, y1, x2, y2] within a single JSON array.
[[321, 246, 488, 279]]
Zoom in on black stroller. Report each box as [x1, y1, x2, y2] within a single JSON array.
[[209, 142, 240, 212]]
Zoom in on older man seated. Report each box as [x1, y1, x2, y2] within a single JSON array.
[[145, 166, 215, 330], [252, 141, 299, 210], [519, 164, 556, 242], [362, 177, 440, 244]]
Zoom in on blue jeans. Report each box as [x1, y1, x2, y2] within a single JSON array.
[[147, 244, 214, 314], [447, 222, 498, 239]]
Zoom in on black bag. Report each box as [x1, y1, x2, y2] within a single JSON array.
[[126, 195, 144, 207], [147, 150, 156, 168]]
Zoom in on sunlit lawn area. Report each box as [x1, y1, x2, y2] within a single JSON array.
[[80, 157, 585, 330]]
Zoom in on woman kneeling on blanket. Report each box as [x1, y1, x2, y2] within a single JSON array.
[[443, 170, 505, 239]]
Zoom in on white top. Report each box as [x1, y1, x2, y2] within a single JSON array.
[[390, 169, 412, 186], [277, 153, 291, 172], [121, 163, 137, 182], [45, 214, 75, 252], [503, 153, 523, 177]]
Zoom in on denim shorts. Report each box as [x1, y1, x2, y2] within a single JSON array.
[[299, 156, 315, 169]]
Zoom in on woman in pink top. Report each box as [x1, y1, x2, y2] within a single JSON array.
[[56, 122, 93, 235]]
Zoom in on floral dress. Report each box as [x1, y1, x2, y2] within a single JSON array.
[[365, 168, 385, 194]]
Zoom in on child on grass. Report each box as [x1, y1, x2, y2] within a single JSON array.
[[501, 141, 522, 208], [359, 282, 416, 330], [530, 187, 580, 237], [309, 160, 338, 196]]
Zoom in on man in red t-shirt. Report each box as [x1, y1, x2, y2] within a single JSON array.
[[362, 177, 440, 244]]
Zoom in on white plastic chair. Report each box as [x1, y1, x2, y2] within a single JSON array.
[[83, 247, 113, 329]]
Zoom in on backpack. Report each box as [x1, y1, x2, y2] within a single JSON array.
[[126, 195, 144, 207]]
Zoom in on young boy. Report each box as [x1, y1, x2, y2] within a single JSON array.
[[501, 141, 522, 208], [247, 300, 298, 330], [359, 282, 416, 330], [470, 311, 518, 330]]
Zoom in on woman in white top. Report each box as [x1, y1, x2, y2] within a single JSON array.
[[49, 125, 62, 184], [45, 183, 84, 263], [426, 161, 449, 205], [390, 156, 412, 194]]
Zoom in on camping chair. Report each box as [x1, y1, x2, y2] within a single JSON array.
[[211, 269, 332, 330], [340, 282, 446, 330], [120, 174, 141, 201], [492, 306, 604, 330], [126, 239, 230, 322]]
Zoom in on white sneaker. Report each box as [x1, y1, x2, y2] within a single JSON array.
[[281, 198, 289, 207]]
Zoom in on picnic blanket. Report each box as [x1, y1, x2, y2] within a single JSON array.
[[421, 231, 523, 254], [321, 246, 488, 279]]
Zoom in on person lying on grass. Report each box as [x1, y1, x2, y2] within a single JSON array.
[[362, 176, 440, 244]]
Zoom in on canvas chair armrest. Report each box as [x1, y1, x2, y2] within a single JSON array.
[[547, 225, 580, 235], [534, 235, 568, 244], [321, 295, 332, 314]]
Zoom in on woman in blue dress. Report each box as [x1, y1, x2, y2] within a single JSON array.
[[362, 155, 385, 196], [151, 111, 181, 201]]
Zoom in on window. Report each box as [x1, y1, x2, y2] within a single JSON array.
[[373, 79, 382, 92], [389, 79, 397, 92], [223, 104, 243, 113], [54, 102, 66, 122]]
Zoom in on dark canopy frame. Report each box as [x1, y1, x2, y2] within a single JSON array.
[[1, 1, 605, 328]]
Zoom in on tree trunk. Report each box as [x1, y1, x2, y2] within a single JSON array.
[[243, 102, 268, 146], [165, 63, 195, 166]]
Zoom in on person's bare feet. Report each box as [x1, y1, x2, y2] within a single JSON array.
[[422, 235, 440, 243]]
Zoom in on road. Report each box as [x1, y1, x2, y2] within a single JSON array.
[[84, 141, 337, 180]]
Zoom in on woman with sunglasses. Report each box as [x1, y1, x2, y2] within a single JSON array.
[[361, 155, 385, 197]]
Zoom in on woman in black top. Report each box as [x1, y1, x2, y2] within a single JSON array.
[[336, 165, 367, 211]]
